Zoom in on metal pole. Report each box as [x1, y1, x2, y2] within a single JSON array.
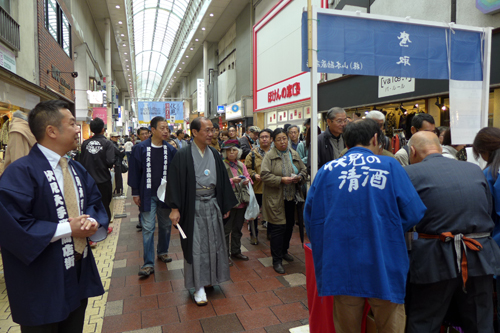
[[310, 5, 319, 182], [105, 18, 112, 134], [482, 27, 492, 128], [203, 41, 209, 117]]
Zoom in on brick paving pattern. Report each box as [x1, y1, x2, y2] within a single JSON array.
[[0, 186, 310, 333]]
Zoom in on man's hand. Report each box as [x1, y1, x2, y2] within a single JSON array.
[[292, 175, 301, 183], [242, 178, 250, 186], [170, 209, 180, 226], [254, 174, 261, 182], [69, 215, 99, 238], [281, 177, 294, 185], [133, 196, 141, 206]]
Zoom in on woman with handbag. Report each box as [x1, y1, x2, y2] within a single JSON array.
[[261, 128, 307, 274], [222, 139, 253, 266]]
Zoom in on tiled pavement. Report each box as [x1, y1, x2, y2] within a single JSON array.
[[0, 187, 310, 333]]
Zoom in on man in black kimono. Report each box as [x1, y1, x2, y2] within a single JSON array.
[[0, 100, 108, 332], [404, 131, 500, 332], [166, 117, 237, 306]]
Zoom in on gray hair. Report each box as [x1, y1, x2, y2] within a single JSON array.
[[326, 107, 346, 120], [222, 147, 242, 160], [287, 125, 300, 133], [366, 110, 385, 123]]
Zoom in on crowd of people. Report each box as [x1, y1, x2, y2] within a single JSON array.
[[1, 100, 500, 332]]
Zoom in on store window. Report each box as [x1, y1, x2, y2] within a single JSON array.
[[44, 0, 72, 58]]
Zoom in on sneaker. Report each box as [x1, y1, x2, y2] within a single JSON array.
[[157, 254, 173, 263], [89, 241, 97, 248], [138, 266, 154, 277]]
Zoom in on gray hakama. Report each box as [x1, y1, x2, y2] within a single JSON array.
[[184, 146, 230, 290]]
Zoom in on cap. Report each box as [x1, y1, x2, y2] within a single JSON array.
[[110, 132, 119, 137], [221, 139, 240, 150], [248, 126, 261, 133]]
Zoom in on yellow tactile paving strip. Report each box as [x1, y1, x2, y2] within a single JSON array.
[[0, 193, 126, 333]]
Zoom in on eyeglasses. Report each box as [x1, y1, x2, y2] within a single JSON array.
[[330, 118, 348, 124]]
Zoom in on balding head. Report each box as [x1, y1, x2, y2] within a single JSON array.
[[409, 131, 442, 164]]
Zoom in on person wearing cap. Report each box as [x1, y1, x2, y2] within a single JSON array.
[[221, 139, 253, 265], [110, 132, 125, 197], [239, 126, 259, 160]]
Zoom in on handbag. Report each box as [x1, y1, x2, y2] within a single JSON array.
[[121, 159, 128, 173], [244, 184, 260, 220]]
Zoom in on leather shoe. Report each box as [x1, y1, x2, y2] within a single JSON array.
[[273, 263, 285, 274], [283, 253, 294, 262], [231, 253, 249, 261]]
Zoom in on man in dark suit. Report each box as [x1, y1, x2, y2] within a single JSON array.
[[404, 131, 500, 332]]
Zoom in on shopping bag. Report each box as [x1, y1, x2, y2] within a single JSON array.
[[244, 184, 259, 220]]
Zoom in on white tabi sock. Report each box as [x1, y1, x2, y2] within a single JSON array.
[[194, 287, 206, 301]]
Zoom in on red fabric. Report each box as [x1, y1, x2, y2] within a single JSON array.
[[305, 243, 370, 333], [391, 135, 400, 154]]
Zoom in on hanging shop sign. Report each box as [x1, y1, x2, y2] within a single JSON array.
[[197, 79, 205, 113], [378, 76, 415, 98], [225, 101, 242, 121], [50, 65, 72, 95], [476, 0, 500, 14], [137, 101, 184, 124], [302, 13, 483, 81], [93, 107, 107, 124], [256, 72, 311, 112], [217, 105, 225, 114]]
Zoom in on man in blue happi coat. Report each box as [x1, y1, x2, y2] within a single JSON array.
[[0, 100, 108, 332], [304, 118, 426, 333], [128, 116, 177, 277]]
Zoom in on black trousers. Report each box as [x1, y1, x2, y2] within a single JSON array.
[[114, 166, 123, 194], [21, 260, 88, 333], [97, 180, 112, 222], [269, 200, 296, 265], [406, 275, 494, 333]]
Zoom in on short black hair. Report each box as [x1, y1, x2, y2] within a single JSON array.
[[213, 123, 220, 130], [176, 129, 183, 136], [191, 117, 208, 136], [343, 118, 382, 148], [442, 128, 452, 146], [259, 129, 273, 138], [228, 125, 236, 131], [271, 128, 288, 141], [151, 116, 166, 129], [29, 100, 69, 141], [411, 113, 435, 130], [137, 127, 148, 136], [90, 117, 105, 134]]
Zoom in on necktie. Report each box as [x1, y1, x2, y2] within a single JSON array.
[[59, 158, 87, 254]]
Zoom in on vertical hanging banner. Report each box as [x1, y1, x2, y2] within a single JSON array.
[[93, 107, 108, 124], [302, 9, 491, 145], [138, 102, 184, 125], [197, 79, 205, 113]]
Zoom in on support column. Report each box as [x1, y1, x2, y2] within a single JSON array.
[[203, 41, 208, 118], [105, 18, 113, 133], [493, 88, 500, 129]]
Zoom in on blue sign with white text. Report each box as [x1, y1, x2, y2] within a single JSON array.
[[302, 13, 483, 81], [137, 101, 184, 124]]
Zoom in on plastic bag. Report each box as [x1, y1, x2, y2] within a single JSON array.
[[244, 184, 260, 220]]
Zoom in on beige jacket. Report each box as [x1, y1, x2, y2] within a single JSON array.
[[244, 147, 264, 194], [4, 112, 36, 169], [261, 147, 307, 225]]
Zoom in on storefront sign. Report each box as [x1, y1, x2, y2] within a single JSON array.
[[302, 13, 483, 81], [256, 73, 311, 111], [93, 107, 107, 124], [197, 79, 205, 113], [225, 101, 242, 121], [378, 76, 415, 98], [137, 101, 184, 124], [217, 105, 225, 114], [87, 90, 103, 104], [0, 44, 16, 73], [116, 106, 123, 127], [476, 0, 500, 14], [50, 65, 72, 94]]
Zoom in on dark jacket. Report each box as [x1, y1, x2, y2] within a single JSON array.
[[405, 153, 500, 284], [239, 134, 253, 160], [307, 127, 345, 172], [111, 140, 125, 167], [80, 134, 116, 184], [166, 144, 238, 264]]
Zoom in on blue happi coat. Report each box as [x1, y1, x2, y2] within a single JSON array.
[[127, 138, 177, 212], [0, 144, 108, 326], [304, 147, 426, 304], [484, 167, 500, 247]]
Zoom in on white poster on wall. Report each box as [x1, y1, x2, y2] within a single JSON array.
[[197, 79, 205, 113], [278, 110, 288, 122], [378, 76, 415, 98], [267, 111, 277, 125], [449, 79, 482, 145]]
